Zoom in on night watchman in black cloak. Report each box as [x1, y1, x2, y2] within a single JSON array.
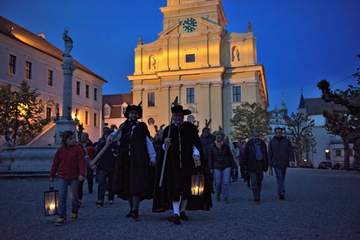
[[153, 100, 212, 225], [112, 103, 156, 220]]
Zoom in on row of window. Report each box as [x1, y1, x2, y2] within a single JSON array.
[[145, 86, 242, 107], [76, 81, 97, 101], [75, 108, 98, 127], [8, 54, 98, 101]]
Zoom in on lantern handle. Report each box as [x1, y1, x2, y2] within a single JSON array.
[[48, 180, 54, 190]]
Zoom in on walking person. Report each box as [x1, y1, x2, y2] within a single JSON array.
[[95, 127, 117, 207], [49, 131, 86, 226], [78, 132, 95, 206], [209, 131, 236, 203], [153, 101, 212, 225], [243, 129, 268, 203], [200, 121, 215, 192], [112, 103, 156, 221], [268, 127, 293, 200]]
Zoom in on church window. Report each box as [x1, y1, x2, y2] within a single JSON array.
[[148, 92, 155, 107], [85, 111, 89, 125], [186, 88, 195, 104], [186, 54, 196, 63], [232, 86, 241, 103], [94, 88, 98, 101]]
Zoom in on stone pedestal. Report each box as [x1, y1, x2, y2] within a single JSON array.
[[54, 119, 77, 145]]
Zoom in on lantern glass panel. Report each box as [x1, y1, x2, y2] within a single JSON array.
[[191, 173, 205, 196], [44, 188, 59, 216]]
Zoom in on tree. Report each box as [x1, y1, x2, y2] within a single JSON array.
[[0, 81, 44, 146], [317, 55, 360, 170], [231, 102, 269, 141], [285, 112, 316, 166]]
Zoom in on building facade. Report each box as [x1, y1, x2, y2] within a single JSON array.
[[128, 0, 268, 136], [103, 93, 132, 129], [298, 95, 355, 168], [0, 16, 106, 143]]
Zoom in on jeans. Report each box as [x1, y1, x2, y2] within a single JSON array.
[[78, 167, 94, 200], [97, 169, 114, 203], [214, 168, 231, 199], [58, 178, 79, 218], [274, 167, 287, 195], [249, 172, 263, 201]]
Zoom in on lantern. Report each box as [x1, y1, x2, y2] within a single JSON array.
[[191, 173, 205, 196], [44, 187, 59, 216]]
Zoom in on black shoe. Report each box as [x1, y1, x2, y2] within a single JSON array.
[[131, 210, 139, 221], [125, 211, 133, 218], [180, 212, 189, 221], [96, 201, 103, 208], [279, 194, 285, 200], [167, 214, 181, 225]]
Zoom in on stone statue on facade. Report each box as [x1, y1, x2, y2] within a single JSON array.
[[63, 29, 73, 57]]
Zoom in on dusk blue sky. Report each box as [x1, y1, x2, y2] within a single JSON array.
[[1, 0, 359, 113]]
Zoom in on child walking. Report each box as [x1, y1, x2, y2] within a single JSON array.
[[49, 131, 86, 226]]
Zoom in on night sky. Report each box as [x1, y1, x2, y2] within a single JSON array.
[[1, 0, 359, 113]]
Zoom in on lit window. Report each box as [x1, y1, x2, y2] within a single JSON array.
[[25, 61, 32, 79], [148, 92, 155, 107], [85, 111, 89, 125], [186, 54, 195, 63], [232, 86, 241, 103], [94, 113, 97, 127], [186, 88, 195, 104], [48, 70, 53, 86], [9, 54, 16, 75]]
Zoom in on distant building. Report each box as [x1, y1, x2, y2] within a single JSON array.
[[0, 16, 106, 144], [103, 93, 132, 129], [298, 94, 354, 168]]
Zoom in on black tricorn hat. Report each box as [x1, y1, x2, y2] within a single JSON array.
[[124, 102, 143, 118], [171, 97, 191, 115]]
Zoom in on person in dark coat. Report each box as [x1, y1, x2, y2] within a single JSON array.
[[95, 127, 117, 207], [112, 104, 156, 220], [78, 132, 95, 206], [268, 127, 293, 200], [200, 126, 216, 169], [244, 129, 268, 203], [153, 103, 212, 225], [209, 130, 236, 203]]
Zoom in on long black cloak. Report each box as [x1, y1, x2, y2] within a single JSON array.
[[112, 120, 154, 200], [152, 122, 212, 212]]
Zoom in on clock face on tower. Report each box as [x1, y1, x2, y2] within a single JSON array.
[[182, 18, 197, 33]]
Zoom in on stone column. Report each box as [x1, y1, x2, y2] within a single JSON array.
[[54, 30, 77, 145]]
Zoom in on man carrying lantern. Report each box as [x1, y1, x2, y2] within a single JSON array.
[[153, 98, 212, 225], [112, 103, 157, 221]]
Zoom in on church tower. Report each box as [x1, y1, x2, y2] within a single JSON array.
[[128, 0, 268, 136]]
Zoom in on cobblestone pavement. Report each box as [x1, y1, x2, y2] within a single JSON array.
[[0, 168, 359, 240]]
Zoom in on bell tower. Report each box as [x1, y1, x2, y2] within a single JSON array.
[[161, 0, 227, 31]]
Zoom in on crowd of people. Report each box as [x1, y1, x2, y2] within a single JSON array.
[[49, 102, 294, 226]]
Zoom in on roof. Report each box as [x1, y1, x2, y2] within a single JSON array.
[[0, 16, 106, 83], [103, 93, 132, 106], [298, 97, 346, 115]]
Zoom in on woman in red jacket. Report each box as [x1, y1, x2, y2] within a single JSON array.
[[49, 131, 86, 226]]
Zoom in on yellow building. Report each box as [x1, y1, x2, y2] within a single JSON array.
[[128, 0, 268, 136]]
